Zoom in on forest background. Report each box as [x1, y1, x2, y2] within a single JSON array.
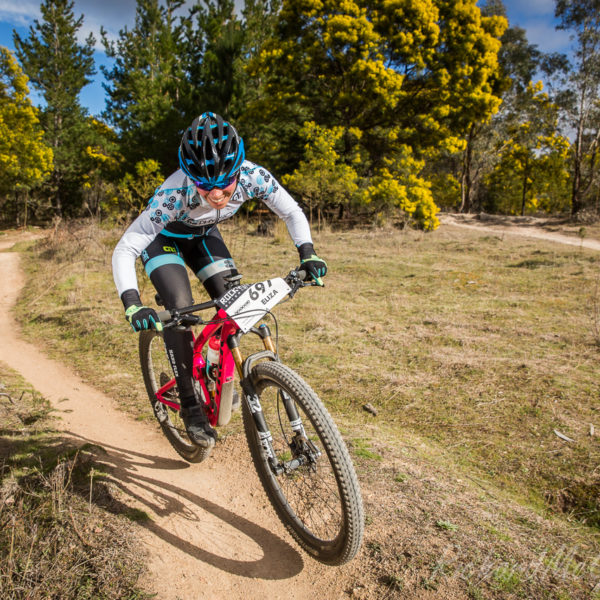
[[1, 0, 600, 232]]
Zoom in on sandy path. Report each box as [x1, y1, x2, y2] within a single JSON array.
[[440, 213, 600, 251], [0, 235, 347, 600]]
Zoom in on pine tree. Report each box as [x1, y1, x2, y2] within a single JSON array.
[[101, 0, 188, 173], [13, 0, 96, 217], [183, 0, 245, 118]]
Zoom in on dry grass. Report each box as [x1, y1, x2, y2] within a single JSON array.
[[346, 425, 600, 599], [10, 217, 600, 598], [0, 362, 148, 600]]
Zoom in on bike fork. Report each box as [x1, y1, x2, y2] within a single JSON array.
[[229, 330, 307, 475], [278, 389, 306, 437], [240, 379, 283, 475], [252, 324, 307, 437]]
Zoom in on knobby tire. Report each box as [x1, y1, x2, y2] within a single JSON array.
[[243, 361, 364, 565]]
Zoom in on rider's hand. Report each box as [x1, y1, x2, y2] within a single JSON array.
[[125, 304, 163, 332], [298, 243, 327, 286]]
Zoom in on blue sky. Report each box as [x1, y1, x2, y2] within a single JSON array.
[[0, 0, 573, 117], [502, 0, 571, 53]]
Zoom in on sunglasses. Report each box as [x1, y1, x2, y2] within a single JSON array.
[[194, 174, 238, 191]]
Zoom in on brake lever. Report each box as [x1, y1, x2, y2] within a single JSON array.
[[285, 268, 320, 297], [159, 309, 178, 330]]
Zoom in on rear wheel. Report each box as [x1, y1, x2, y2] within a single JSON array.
[[243, 361, 364, 565], [139, 330, 211, 463]]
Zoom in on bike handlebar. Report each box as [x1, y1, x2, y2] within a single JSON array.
[[156, 298, 215, 324], [157, 267, 310, 326]]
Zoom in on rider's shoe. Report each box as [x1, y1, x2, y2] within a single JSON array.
[[180, 404, 217, 449]]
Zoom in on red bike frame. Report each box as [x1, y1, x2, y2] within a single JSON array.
[[153, 308, 239, 426]]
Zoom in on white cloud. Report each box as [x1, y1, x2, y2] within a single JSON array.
[[0, 0, 41, 27], [0, 1, 142, 50], [522, 21, 572, 54], [73, 0, 138, 41]]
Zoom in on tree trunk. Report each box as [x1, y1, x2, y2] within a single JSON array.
[[571, 95, 586, 217], [459, 125, 475, 213], [571, 151, 584, 217], [53, 173, 63, 218], [520, 157, 529, 216], [23, 190, 28, 228]]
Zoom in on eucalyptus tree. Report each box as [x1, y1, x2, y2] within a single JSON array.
[[555, 0, 600, 216], [102, 0, 188, 172]]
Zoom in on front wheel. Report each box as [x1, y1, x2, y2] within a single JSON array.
[[139, 329, 211, 463], [243, 361, 364, 565]]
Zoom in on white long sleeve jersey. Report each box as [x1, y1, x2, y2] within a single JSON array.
[[112, 160, 313, 297]]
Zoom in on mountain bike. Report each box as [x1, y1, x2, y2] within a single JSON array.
[[138, 268, 364, 565]]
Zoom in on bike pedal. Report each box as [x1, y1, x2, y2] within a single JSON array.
[[153, 401, 169, 424]]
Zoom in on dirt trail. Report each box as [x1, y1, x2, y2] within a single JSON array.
[[441, 213, 600, 251], [0, 234, 348, 600]]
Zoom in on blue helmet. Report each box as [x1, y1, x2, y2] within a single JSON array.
[[178, 112, 245, 187]]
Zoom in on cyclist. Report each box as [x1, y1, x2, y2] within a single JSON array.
[[112, 112, 327, 449]]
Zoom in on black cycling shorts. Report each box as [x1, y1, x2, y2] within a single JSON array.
[[140, 227, 237, 309]]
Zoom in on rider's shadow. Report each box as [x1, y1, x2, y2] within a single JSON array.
[[64, 431, 304, 579]]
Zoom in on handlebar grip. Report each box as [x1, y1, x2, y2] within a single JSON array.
[[297, 269, 307, 281], [157, 309, 172, 323]]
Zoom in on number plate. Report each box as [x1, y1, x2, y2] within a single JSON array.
[[216, 278, 291, 332]]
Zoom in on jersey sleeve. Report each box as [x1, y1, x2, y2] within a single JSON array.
[[242, 162, 313, 247], [112, 209, 162, 297], [112, 176, 186, 297]]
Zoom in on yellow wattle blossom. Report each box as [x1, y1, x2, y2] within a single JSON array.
[[248, 0, 506, 229], [0, 46, 53, 193]]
